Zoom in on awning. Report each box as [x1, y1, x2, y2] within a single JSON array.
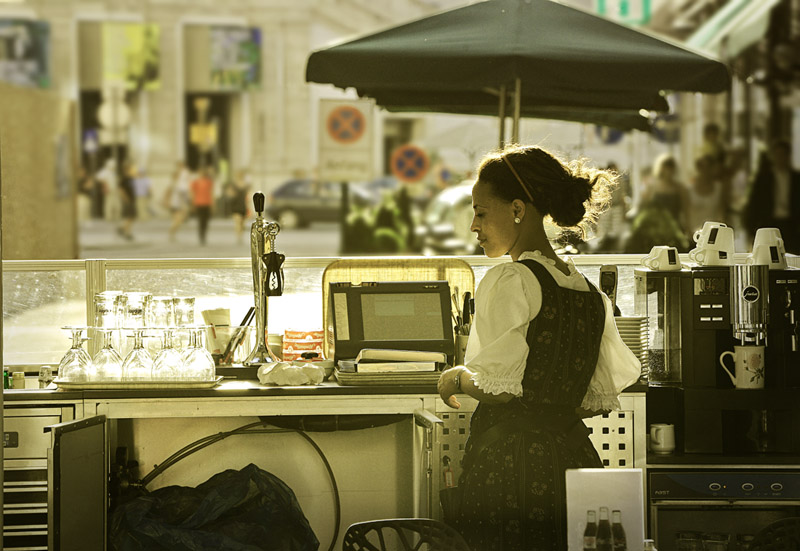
[[686, 0, 780, 57]]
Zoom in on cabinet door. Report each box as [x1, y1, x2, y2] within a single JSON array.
[[45, 415, 107, 551]]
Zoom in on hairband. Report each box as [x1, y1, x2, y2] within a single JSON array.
[[502, 155, 535, 203]]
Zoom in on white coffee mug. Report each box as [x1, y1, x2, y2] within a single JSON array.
[[753, 227, 784, 249], [650, 423, 675, 454], [719, 345, 765, 389], [642, 245, 681, 271], [748, 243, 788, 269], [693, 221, 728, 247], [689, 226, 735, 266]]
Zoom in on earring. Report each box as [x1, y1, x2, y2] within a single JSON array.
[[514, 217, 521, 224]]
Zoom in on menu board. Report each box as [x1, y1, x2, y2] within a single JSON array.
[[0, 19, 50, 88]]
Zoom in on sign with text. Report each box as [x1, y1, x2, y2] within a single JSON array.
[[318, 99, 374, 182]]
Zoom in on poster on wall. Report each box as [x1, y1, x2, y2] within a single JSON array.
[[102, 22, 160, 91], [210, 26, 261, 91], [0, 19, 50, 88]]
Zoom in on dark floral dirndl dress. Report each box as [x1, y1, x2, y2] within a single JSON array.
[[451, 259, 605, 551]]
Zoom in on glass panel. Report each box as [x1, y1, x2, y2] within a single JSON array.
[[106, 265, 327, 335], [3, 270, 87, 367]]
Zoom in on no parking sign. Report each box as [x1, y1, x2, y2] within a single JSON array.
[[318, 99, 374, 182], [390, 144, 429, 183]]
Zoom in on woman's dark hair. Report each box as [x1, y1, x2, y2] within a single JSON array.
[[476, 144, 617, 240]]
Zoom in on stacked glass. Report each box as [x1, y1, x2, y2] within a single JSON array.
[[62, 292, 214, 383]]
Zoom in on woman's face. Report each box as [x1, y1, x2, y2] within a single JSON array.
[[470, 180, 517, 258]]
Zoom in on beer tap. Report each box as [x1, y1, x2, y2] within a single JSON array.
[[244, 192, 284, 366]]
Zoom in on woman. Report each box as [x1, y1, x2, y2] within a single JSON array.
[[687, 153, 728, 236], [437, 145, 640, 551], [638, 154, 690, 233], [624, 154, 690, 252]]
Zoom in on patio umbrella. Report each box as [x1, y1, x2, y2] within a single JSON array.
[[306, 0, 730, 141]]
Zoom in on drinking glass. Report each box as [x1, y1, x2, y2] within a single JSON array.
[[173, 297, 196, 327], [148, 297, 175, 328], [94, 291, 122, 329], [125, 292, 152, 329], [92, 329, 122, 381], [182, 327, 215, 380], [153, 328, 183, 380], [58, 326, 93, 382], [121, 328, 153, 380]]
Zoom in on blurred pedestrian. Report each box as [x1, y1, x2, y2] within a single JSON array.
[[699, 122, 727, 166], [166, 161, 191, 242], [76, 166, 94, 225], [687, 154, 728, 236], [638, 154, 689, 233], [117, 161, 137, 240], [96, 159, 119, 221], [624, 155, 690, 252], [133, 166, 153, 221], [227, 169, 251, 244], [743, 139, 800, 252], [191, 167, 214, 245]]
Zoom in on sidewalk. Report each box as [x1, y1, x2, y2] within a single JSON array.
[[78, 217, 340, 259]]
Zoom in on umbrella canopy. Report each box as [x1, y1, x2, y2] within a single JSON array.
[[306, 0, 730, 131]]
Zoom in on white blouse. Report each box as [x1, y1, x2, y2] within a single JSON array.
[[464, 250, 641, 411]]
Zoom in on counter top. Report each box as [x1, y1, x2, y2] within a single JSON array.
[[3, 380, 437, 401], [3, 379, 648, 402]]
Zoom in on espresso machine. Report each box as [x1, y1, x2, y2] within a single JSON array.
[[639, 259, 800, 456], [244, 192, 285, 366]]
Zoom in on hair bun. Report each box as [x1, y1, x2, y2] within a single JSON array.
[[548, 174, 592, 227]]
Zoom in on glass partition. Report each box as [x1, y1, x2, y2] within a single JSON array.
[[3, 265, 87, 367], [4, 254, 795, 369]]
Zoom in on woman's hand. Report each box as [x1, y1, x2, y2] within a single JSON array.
[[437, 367, 466, 409]]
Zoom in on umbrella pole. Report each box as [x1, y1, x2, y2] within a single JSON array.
[[498, 85, 506, 148], [511, 77, 521, 143]]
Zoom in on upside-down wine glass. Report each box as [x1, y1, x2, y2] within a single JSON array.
[[153, 328, 183, 379], [92, 328, 122, 381], [58, 326, 93, 382], [121, 328, 153, 380], [181, 326, 215, 380]]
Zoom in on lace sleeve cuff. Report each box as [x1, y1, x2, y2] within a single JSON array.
[[581, 387, 622, 412], [471, 371, 523, 397]]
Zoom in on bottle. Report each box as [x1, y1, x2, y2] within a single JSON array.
[[38, 366, 53, 389], [3, 366, 9, 390], [611, 509, 627, 551], [643, 539, 657, 551], [583, 510, 598, 550], [596, 506, 613, 551]]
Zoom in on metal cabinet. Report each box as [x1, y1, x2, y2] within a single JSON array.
[[3, 404, 75, 551]]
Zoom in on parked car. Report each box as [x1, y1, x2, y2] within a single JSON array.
[[266, 179, 373, 229], [416, 181, 479, 256]]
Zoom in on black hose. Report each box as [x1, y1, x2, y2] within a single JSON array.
[[138, 421, 341, 551]]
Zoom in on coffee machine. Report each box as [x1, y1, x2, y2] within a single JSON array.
[[638, 259, 800, 456]]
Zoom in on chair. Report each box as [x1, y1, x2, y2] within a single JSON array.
[[749, 517, 800, 551], [342, 519, 471, 551]]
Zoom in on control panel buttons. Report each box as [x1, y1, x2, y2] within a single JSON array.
[[742, 483, 754, 492], [771, 483, 784, 492], [709, 482, 722, 491]]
